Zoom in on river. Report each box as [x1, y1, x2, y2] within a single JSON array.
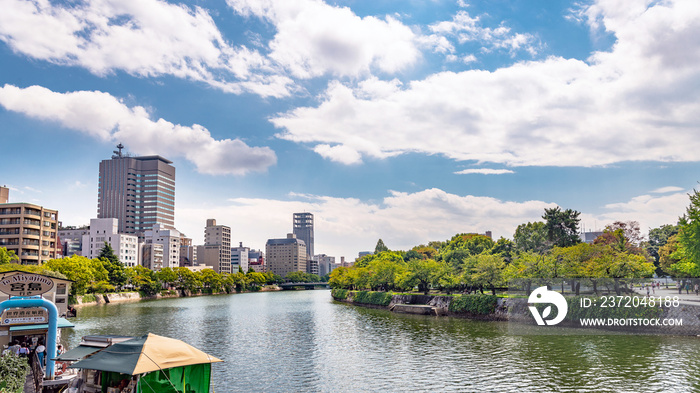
[[63, 290, 700, 392]]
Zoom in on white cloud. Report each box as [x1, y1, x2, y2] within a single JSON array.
[[226, 0, 421, 78], [313, 144, 362, 165], [176, 188, 556, 259], [428, 10, 539, 57], [454, 168, 515, 175], [651, 186, 685, 194], [0, 84, 277, 175], [581, 190, 689, 234], [273, 0, 700, 167], [0, 0, 293, 98]]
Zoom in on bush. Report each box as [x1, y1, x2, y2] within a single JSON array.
[[449, 294, 499, 314], [331, 288, 349, 300], [0, 354, 30, 393], [80, 294, 97, 304], [352, 291, 393, 306]]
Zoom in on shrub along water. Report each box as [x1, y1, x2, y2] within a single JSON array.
[[448, 294, 499, 315]]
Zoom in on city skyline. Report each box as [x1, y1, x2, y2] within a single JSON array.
[[1, 0, 699, 259]]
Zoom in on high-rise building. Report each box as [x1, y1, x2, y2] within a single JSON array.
[[143, 224, 180, 269], [81, 218, 139, 267], [98, 145, 176, 236], [265, 233, 306, 277], [293, 212, 314, 258], [0, 200, 59, 265], [196, 219, 231, 274]]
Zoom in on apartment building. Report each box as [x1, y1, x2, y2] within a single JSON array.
[[0, 199, 59, 265], [196, 219, 231, 274]]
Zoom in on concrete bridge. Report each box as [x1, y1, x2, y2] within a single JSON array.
[[279, 282, 330, 290]]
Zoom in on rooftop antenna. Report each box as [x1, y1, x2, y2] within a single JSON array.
[[112, 143, 124, 158]]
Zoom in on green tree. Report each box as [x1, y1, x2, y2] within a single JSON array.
[[471, 254, 505, 295], [285, 271, 309, 283], [375, 239, 389, 254], [156, 267, 178, 288], [513, 221, 550, 254], [98, 242, 119, 264], [677, 189, 700, 270], [367, 252, 405, 291], [0, 247, 19, 265], [492, 237, 515, 263], [647, 224, 679, 272], [442, 233, 494, 254], [542, 207, 581, 248], [405, 259, 441, 294], [200, 269, 223, 293], [329, 267, 355, 289], [174, 267, 202, 292], [43, 255, 108, 295]]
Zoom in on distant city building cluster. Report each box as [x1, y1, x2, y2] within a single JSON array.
[[0, 145, 352, 277]]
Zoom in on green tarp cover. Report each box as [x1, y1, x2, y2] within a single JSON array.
[[137, 364, 211, 393], [53, 345, 103, 361], [69, 335, 148, 374]]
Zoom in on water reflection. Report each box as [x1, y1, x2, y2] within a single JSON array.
[[64, 291, 700, 392]]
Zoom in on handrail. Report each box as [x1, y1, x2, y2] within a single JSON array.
[[30, 351, 44, 392]]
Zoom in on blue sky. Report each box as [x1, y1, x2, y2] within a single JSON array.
[[1, 0, 699, 259]]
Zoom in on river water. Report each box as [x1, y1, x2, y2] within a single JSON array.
[[63, 290, 700, 392]]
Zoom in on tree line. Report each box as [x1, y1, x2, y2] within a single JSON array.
[[331, 189, 700, 296], [0, 242, 322, 296]]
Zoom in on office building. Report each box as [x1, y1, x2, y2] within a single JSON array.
[[98, 144, 176, 236], [293, 212, 314, 258], [143, 224, 180, 269], [81, 218, 139, 267], [231, 242, 250, 272], [265, 233, 306, 277], [57, 225, 90, 257], [0, 198, 59, 265], [196, 219, 231, 274], [314, 254, 336, 277]]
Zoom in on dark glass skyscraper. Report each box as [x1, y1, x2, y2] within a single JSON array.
[[293, 212, 314, 258], [98, 146, 175, 235]]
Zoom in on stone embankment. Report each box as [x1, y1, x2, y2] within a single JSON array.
[[333, 290, 700, 335], [72, 286, 281, 306], [331, 289, 508, 320]]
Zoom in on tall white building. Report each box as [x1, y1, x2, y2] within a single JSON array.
[[81, 218, 139, 267], [143, 223, 180, 269], [231, 242, 250, 272]]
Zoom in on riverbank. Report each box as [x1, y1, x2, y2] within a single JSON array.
[[72, 285, 282, 306], [331, 289, 700, 335], [331, 289, 508, 320]]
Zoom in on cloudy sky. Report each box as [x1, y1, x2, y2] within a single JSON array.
[[1, 0, 699, 259]]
